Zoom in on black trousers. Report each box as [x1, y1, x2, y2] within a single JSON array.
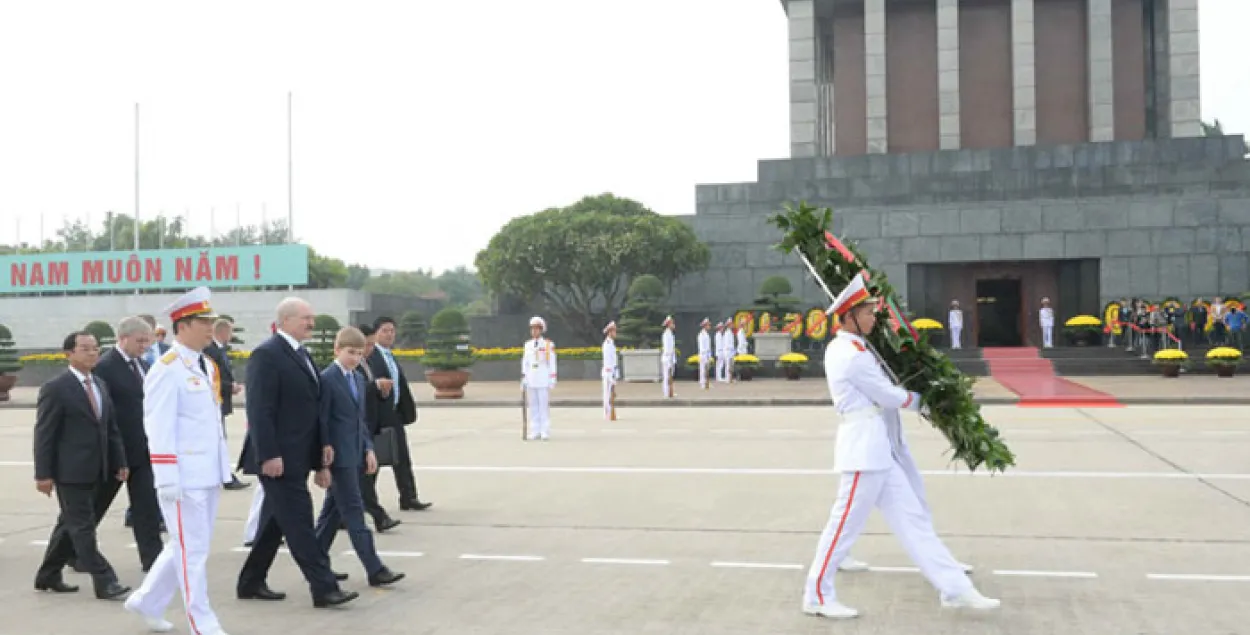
[[389, 423, 419, 504], [92, 462, 163, 568], [359, 471, 390, 525], [314, 466, 384, 576], [36, 481, 118, 590], [237, 472, 339, 598]]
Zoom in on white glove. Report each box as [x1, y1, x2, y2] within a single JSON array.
[[157, 485, 183, 504]]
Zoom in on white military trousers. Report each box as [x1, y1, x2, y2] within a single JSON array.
[[698, 357, 710, 388], [129, 487, 224, 635], [804, 462, 972, 607], [715, 354, 728, 382], [526, 387, 551, 438], [661, 359, 674, 397], [601, 376, 614, 419], [1042, 325, 1054, 348], [950, 326, 962, 349], [243, 486, 265, 544]]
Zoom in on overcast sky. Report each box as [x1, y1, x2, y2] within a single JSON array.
[[0, 0, 1246, 274]]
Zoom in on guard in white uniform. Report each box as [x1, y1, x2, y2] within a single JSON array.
[[601, 321, 618, 419], [521, 316, 557, 440], [697, 319, 712, 389], [802, 275, 999, 619], [1039, 297, 1055, 348], [721, 319, 738, 382], [713, 322, 728, 382], [660, 316, 676, 398], [948, 301, 963, 349], [735, 317, 749, 357], [125, 287, 234, 635]]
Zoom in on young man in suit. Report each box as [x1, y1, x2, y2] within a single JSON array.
[[205, 318, 250, 491], [313, 327, 405, 586], [367, 316, 430, 511], [355, 324, 400, 532], [33, 330, 131, 600], [236, 297, 358, 608]]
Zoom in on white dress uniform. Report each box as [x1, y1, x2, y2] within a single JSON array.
[[949, 307, 963, 349], [522, 316, 557, 440], [697, 320, 712, 389], [660, 318, 676, 398], [126, 287, 233, 635], [1039, 301, 1055, 348], [736, 322, 748, 356], [713, 324, 728, 382], [721, 321, 737, 382], [601, 322, 618, 419], [802, 276, 998, 620]]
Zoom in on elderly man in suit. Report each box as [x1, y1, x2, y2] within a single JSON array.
[[236, 297, 358, 608], [204, 318, 250, 491], [367, 316, 430, 511], [33, 330, 131, 600]]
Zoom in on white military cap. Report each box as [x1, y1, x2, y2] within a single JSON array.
[[529, 316, 546, 331], [164, 286, 219, 322], [603, 320, 616, 333], [826, 274, 876, 316], [700, 318, 710, 326], [715, 321, 724, 328], [662, 315, 674, 326]]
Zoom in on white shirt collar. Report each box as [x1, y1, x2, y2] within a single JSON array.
[[334, 360, 354, 376], [276, 329, 302, 351], [68, 365, 92, 383]]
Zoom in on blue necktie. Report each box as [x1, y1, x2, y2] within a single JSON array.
[[347, 372, 359, 402], [382, 349, 399, 405]]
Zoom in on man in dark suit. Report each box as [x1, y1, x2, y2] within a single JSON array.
[[205, 318, 250, 491], [354, 324, 400, 532], [236, 297, 358, 608], [33, 331, 131, 600], [313, 326, 404, 586], [368, 316, 431, 511]]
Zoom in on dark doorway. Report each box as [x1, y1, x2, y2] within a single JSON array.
[[976, 279, 1023, 346]]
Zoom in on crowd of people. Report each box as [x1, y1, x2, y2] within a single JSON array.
[[1107, 296, 1246, 355], [31, 286, 432, 635]]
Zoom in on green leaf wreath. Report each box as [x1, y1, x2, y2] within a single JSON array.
[[769, 202, 1016, 474]]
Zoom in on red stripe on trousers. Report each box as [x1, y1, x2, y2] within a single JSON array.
[[175, 501, 202, 635], [815, 471, 861, 606]]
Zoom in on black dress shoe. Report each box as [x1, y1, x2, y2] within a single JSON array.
[[368, 568, 405, 587], [376, 517, 402, 533], [34, 579, 79, 593], [312, 589, 359, 608], [399, 500, 432, 511], [242, 541, 254, 548], [333, 571, 349, 581], [96, 581, 131, 600], [237, 584, 287, 601], [224, 476, 251, 491]]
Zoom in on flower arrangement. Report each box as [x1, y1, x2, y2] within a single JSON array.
[[685, 353, 711, 368], [733, 353, 760, 367], [1205, 347, 1242, 377], [1063, 315, 1103, 346], [770, 201, 1014, 473], [911, 318, 943, 330], [778, 351, 808, 380], [27, 346, 610, 365], [1152, 349, 1189, 378]]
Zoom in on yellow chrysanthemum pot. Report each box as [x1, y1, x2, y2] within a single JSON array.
[[1152, 349, 1188, 378], [1205, 347, 1242, 378], [911, 318, 943, 330], [778, 352, 808, 380]]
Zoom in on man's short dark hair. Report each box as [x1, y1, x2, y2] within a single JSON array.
[[358, 323, 376, 337], [373, 316, 396, 330], [62, 331, 94, 352]]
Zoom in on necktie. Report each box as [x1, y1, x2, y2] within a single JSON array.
[[383, 350, 399, 405], [129, 358, 145, 384], [82, 377, 100, 420], [301, 347, 319, 381], [347, 372, 359, 402], [197, 356, 208, 376]]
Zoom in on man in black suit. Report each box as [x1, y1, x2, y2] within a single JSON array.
[[205, 318, 250, 491], [33, 331, 131, 600], [368, 316, 431, 511], [236, 297, 358, 608], [355, 324, 400, 532]]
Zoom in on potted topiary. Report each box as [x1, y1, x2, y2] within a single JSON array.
[[778, 352, 808, 380], [84, 320, 117, 350], [734, 353, 760, 381], [616, 274, 668, 383], [308, 315, 341, 369], [1063, 315, 1103, 346], [424, 307, 475, 398], [1204, 347, 1242, 378], [751, 276, 802, 361], [1152, 349, 1189, 378], [0, 324, 21, 401]]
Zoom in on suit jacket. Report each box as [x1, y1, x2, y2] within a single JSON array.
[[355, 358, 383, 435], [33, 369, 126, 485], [204, 340, 234, 416], [319, 364, 374, 469], [93, 348, 150, 468], [244, 334, 328, 476], [367, 347, 416, 428]]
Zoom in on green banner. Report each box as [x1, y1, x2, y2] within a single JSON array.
[[2, 245, 309, 294]]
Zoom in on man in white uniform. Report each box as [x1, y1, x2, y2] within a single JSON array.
[[521, 316, 557, 440], [803, 275, 999, 619], [735, 317, 749, 357], [660, 316, 676, 398], [697, 319, 712, 390], [721, 319, 738, 382], [1039, 297, 1055, 348], [125, 287, 234, 634], [601, 321, 618, 420], [948, 300, 963, 349]]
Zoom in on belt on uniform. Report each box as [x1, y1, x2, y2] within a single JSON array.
[[839, 407, 882, 423]]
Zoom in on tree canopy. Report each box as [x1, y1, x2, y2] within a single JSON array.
[[474, 193, 710, 344]]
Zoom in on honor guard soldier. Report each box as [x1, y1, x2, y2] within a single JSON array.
[[521, 316, 557, 440], [696, 319, 712, 389], [948, 301, 963, 349], [125, 286, 235, 635], [660, 316, 676, 398], [1039, 297, 1055, 348], [601, 321, 619, 420], [802, 275, 998, 620], [735, 316, 749, 358]]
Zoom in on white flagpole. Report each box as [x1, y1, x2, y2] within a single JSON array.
[[261, 202, 267, 245], [287, 91, 294, 244], [133, 103, 140, 252]]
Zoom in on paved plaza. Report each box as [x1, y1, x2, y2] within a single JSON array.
[[1, 402, 1248, 634]]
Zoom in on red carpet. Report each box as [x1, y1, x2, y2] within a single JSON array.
[[981, 348, 1122, 408]]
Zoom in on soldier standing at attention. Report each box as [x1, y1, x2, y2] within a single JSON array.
[[713, 321, 727, 383], [601, 321, 618, 420], [802, 276, 999, 620], [660, 316, 676, 398], [521, 316, 557, 440], [1039, 297, 1055, 348], [697, 319, 712, 389], [722, 319, 738, 382], [124, 287, 235, 634], [948, 301, 963, 349], [735, 317, 749, 360]]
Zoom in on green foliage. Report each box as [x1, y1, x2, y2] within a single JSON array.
[[616, 275, 668, 350], [423, 307, 474, 371], [84, 320, 116, 349], [0, 324, 20, 374], [398, 311, 428, 348], [753, 275, 802, 318], [474, 193, 710, 344], [769, 202, 1015, 474], [308, 314, 341, 369]]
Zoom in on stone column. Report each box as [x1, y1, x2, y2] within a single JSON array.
[[864, 0, 888, 153], [937, 0, 960, 150], [1167, 0, 1202, 137], [788, 0, 820, 157], [1011, 0, 1036, 146], [1087, 0, 1114, 141]]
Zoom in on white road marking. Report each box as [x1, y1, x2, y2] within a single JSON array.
[[459, 554, 545, 562], [231, 546, 290, 554], [710, 429, 748, 434], [710, 561, 804, 570], [657, 429, 691, 434], [580, 557, 669, 566], [128, 542, 137, 548], [341, 549, 424, 558], [1147, 573, 1250, 582], [993, 569, 1098, 579], [768, 429, 802, 435], [30, 540, 47, 546]]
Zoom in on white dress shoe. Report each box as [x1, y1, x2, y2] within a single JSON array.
[[941, 587, 1001, 610], [958, 561, 974, 573], [123, 595, 173, 633], [837, 557, 870, 572], [802, 601, 860, 619]]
